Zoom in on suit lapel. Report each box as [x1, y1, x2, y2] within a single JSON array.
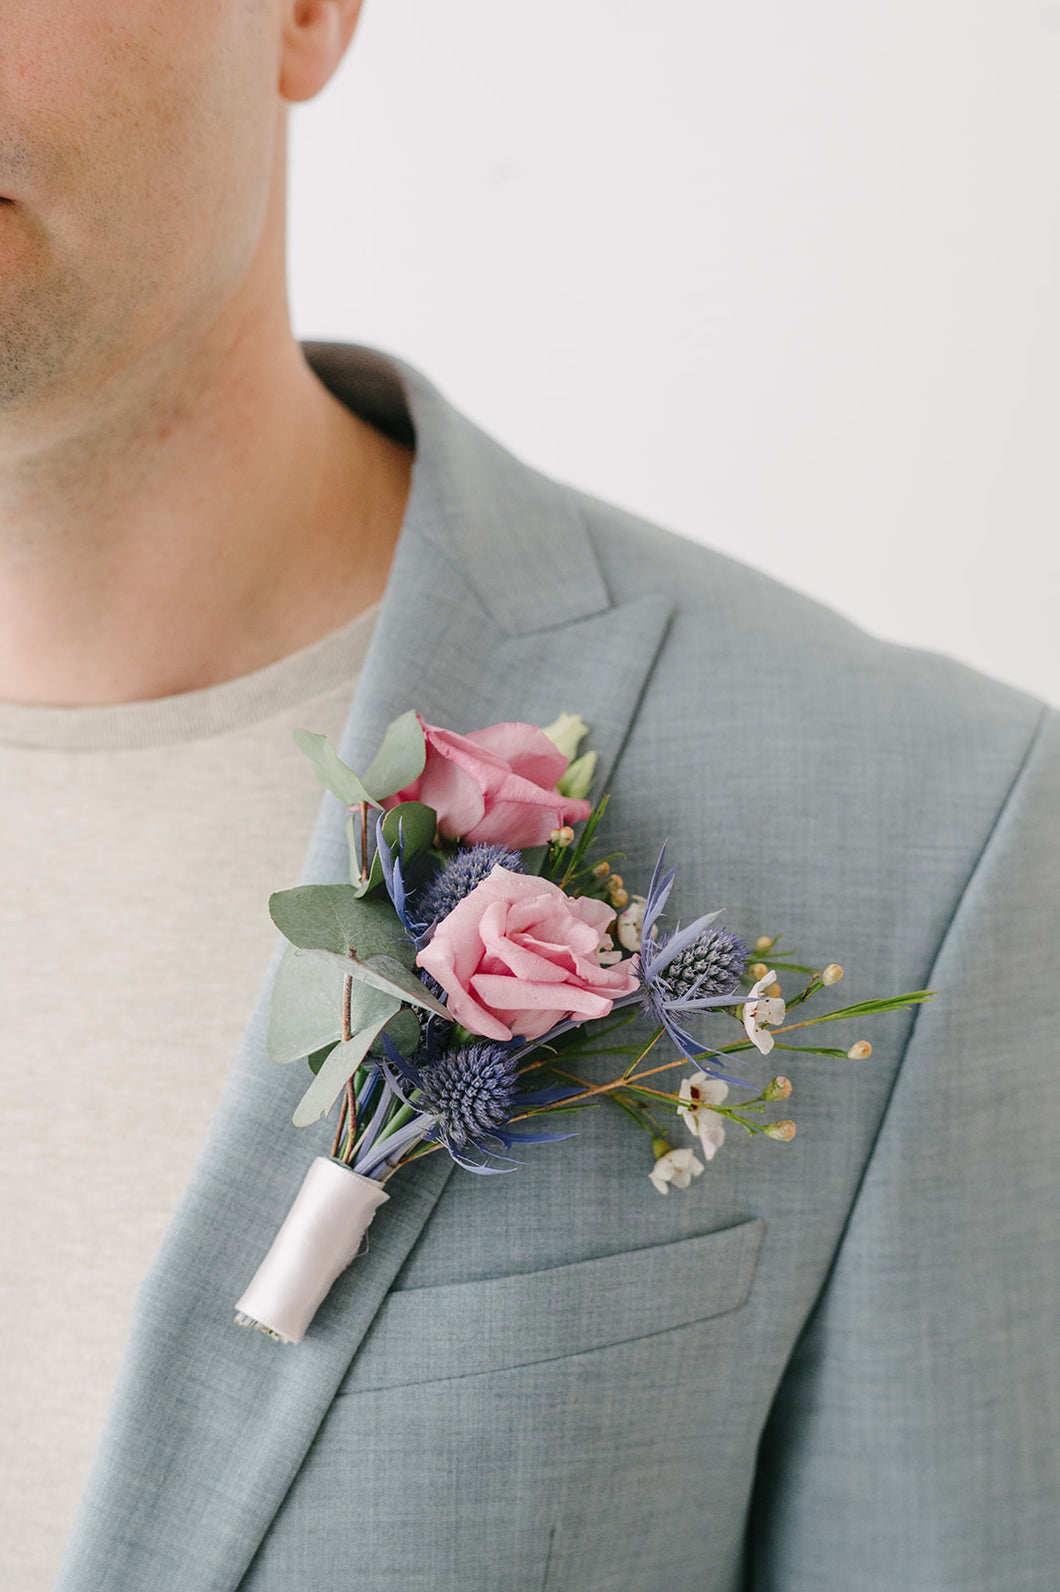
[[55, 348, 673, 1592]]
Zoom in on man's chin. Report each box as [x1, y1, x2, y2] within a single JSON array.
[[0, 269, 90, 417]]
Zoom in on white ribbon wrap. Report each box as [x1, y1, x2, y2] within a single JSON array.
[[235, 1156, 389, 1344]]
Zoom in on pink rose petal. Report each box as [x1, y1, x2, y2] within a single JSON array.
[[416, 864, 639, 1042]]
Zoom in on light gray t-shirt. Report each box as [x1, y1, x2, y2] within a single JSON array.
[[0, 603, 377, 1591]]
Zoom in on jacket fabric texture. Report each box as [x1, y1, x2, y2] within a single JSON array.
[[55, 344, 1059, 1592]]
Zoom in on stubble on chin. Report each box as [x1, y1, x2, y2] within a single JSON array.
[[0, 227, 90, 414]]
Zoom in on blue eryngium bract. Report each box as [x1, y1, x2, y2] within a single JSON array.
[[380, 1036, 575, 1174], [637, 845, 751, 1084], [416, 843, 524, 943]]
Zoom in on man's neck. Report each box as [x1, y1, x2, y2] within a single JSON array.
[[0, 313, 411, 707]]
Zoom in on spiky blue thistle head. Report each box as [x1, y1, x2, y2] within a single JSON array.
[[634, 844, 752, 1087], [653, 925, 747, 1001], [417, 844, 524, 929], [417, 1043, 522, 1149]]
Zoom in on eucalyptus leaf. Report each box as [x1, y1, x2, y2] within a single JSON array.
[[267, 945, 346, 1065], [353, 799, 439, 898], [369, 1007, 420, 1059], [269, 885, 415, 966], [379, 799, 438, 862], [307, 1042, 337, 1077], [292, 991, 400, 1126], [299, 947, 450, 1019], [363, 954, 451, 1017], [363, 710, 426, 801], [293, 729, 377, 809]]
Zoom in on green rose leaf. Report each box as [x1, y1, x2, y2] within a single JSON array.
[[293, 729, 378, 809], [292, 988, 400, 1126], [269, 885, 415, 967], [362, 709, 426, 802]]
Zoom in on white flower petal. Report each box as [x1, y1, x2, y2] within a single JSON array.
[[700, 1114, 726, 1150], [617, 895, 647, 952], [742, 973, 786, 1054], [650, 1145, 705, 1193], [750, 1024, 775, 1054]]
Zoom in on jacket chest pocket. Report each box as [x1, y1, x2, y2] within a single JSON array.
[[341, 1216, 765, 1394], [242, 1220, 770, 1591]]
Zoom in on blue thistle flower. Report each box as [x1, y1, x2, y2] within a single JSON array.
[[638, 845, 751, 1084], [418, 1043, 523, 1150], [378, 1037, 575, 1175], [417, 844, 523, 931], [656, 924, 747, 1002]]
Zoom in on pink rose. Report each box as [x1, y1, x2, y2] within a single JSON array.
[[416, 865, 639, 1041], [383, 716, 592, 847]]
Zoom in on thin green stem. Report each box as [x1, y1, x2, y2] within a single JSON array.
[[609, 1090, 667, 1139]]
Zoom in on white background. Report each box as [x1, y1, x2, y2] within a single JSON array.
[[289, 1, 1059, 706]]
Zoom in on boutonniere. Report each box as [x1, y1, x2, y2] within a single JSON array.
[[235, 711, 932, 1342]]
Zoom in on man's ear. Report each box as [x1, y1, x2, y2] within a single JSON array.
[[279, 0, 364, 104]]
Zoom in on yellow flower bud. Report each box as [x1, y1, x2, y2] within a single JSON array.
[[764, 1076, 792, 1101], [610, 888, 629, 909], [550, 825, 575, 847], [821, 963, 844, 986], [847, 1040, 873, 1060], [609, 874, 624, 891], [764, 1120, 797, 1142], [592, 861, 611, 879], [754, 935, 774, 953], [750, 961, 769, 980], [766, 982, 783, 999]]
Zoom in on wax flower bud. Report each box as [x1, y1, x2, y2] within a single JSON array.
[[550, 825, 576, 847], [616, 894, 647, 952], [750, 961, 770, 980], [847, 1040, 872, 1060], [764, 1120, 797, 1142], [763, 1076, 792, 1101], [754, 935, 775, 953], [821, 963, 844, 986]]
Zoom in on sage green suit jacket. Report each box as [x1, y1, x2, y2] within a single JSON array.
[[55, 345, 1059, 1591]]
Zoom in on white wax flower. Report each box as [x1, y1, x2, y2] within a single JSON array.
[[677, 1071, 729, 1160], [742, 970, 786, 1055], [616, 894, 648, 952], [649, 1145, 705, 1194]]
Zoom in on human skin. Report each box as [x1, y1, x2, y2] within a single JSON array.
[[0, 0, 409, 704]]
